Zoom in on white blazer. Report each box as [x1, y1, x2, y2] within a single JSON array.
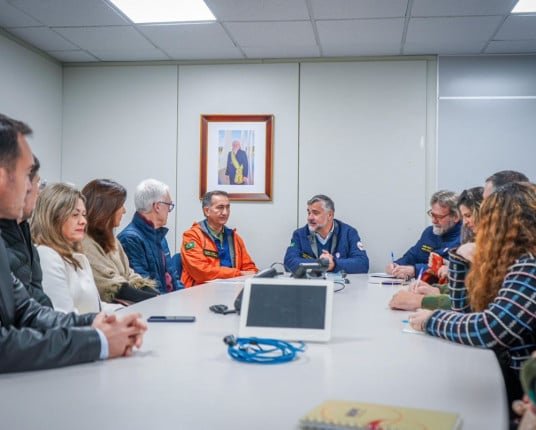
[[37, 245, 103, 314]]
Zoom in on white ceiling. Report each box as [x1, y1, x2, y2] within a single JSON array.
[[0, 0, 535, 63]]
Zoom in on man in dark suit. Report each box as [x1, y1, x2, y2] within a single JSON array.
[[0, 113, 147, 373], [225, 140, 249, 185]]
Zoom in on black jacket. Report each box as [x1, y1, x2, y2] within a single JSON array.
[[0, 219, 52, 307], [0, 231, 101, 373]]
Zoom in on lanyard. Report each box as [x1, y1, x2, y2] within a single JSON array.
[[308, 222, 338, 258]]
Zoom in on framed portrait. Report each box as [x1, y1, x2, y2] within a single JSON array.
[[200, 114, 273, 201]]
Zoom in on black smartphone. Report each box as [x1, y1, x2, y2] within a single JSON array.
[[147, 316, 196, 323]]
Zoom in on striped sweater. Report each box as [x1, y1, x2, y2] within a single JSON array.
[[425, 252, 536, 372]]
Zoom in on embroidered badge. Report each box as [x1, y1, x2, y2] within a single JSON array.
[[203, 249, 219, 258], [421, 244, 433, 253], [357, 241, 365, 251], [184, 241, 195, 250], [335, 252, 341, 259]]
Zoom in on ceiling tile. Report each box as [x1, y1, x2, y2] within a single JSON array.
[[47, 49, 99, 62], [89, 48, 169, 61], [139, 22, 242, 59], [486, 39, 536, 53], [242, 45, 320, 58], [54, 26, 155, 51], [310, 0, 408, 19], [8, 26, 78, 50], [165, 47, 244, 60], [226, 21, 315, 47], [411, 0, 515, 17], [204, 0, 309, 21], [405, 16, 504, 54], [322, 43, 401, 57], [317, 19, 404, 50], [0, 0, 41, 27], [495, 15, 536, 40], [8, 0, 128, 26]]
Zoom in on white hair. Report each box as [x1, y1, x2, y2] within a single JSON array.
[[134, 179, 169, 213]]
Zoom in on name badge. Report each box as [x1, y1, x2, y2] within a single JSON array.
[[203, 249, 219, 259]]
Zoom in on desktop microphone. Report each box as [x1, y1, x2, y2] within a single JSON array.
[[293, 258, 329, 278]]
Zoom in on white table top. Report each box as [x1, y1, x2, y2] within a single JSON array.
[[0, 274, 508, 429]]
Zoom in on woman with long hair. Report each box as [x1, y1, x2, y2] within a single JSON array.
[[409, 182, 536, 402], [31, 183, 117, 313], [456, 185, 484, 246], [81, 179, 158, 304]]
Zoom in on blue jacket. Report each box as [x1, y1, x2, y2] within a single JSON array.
[[394, 222, 462, 276], [117, 212, 182, 294], [284, 219, 369, 274]]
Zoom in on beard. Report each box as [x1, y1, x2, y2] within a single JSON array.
[[432, 220, 455, 236]]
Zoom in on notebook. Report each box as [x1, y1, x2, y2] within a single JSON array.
[[238, 277, 334, 342], [299, 400, 461, 430]]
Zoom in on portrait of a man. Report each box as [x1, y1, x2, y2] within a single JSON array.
[[226, 140, 249, 184]]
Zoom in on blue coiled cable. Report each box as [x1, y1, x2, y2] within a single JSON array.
[[223, 335, 306, 364]]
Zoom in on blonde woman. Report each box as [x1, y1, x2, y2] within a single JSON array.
[[31, 183, 119, 314]]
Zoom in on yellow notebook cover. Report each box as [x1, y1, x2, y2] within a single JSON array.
[[300, 400, 461, 430]]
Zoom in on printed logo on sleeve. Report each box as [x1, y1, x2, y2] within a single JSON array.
[[184, 241, 195, 250], [357, 241, 365, 251]]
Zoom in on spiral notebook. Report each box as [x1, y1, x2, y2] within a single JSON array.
[[299, 400, 461, 430]]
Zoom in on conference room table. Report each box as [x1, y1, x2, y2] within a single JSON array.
[[1, 274, 507, 429]]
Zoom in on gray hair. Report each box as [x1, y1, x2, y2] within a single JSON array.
[[430, 190, 458, 215], [134, 179, 169, 213], [201, 190, 229, 209], [307, 194, 335, 212]]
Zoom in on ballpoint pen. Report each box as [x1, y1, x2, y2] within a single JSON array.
[[416, 267, 424, 286]]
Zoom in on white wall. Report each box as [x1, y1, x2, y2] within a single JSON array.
[[299, 61, 433, 272], [62, 65, 178, 247], [177, 64, 299, 269], [438, 55, 536, 190], [0, 31, 62, 181], [61, 60, 435, 271]]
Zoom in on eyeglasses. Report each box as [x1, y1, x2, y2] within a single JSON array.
[[38, 179, 47, 191], [426, 209, 451, 221], [158, 201, 175, 212]]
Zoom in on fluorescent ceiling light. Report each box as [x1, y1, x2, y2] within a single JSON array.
[[512, 0, 536, 13], [109, 0, 216, 23]]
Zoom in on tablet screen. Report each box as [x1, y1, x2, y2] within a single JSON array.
[[246, 283, 327, 329]]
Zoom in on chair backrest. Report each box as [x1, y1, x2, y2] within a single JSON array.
[[171, 252, 182, 280]]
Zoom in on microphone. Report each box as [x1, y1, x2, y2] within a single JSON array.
[[254, 267, 278, 278], [521, 357, 536, 403], [293, 258, 329, 278]]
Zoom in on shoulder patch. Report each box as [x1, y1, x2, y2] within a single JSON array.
[[357, 241, 365, 251], [184, 241, 195, 250]]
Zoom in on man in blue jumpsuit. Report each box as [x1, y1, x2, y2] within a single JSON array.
[[386, 190, 461, 279], [284, 194, 369, 274]]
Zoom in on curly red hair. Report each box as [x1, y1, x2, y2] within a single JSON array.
[[467, 182, 536, 311]]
